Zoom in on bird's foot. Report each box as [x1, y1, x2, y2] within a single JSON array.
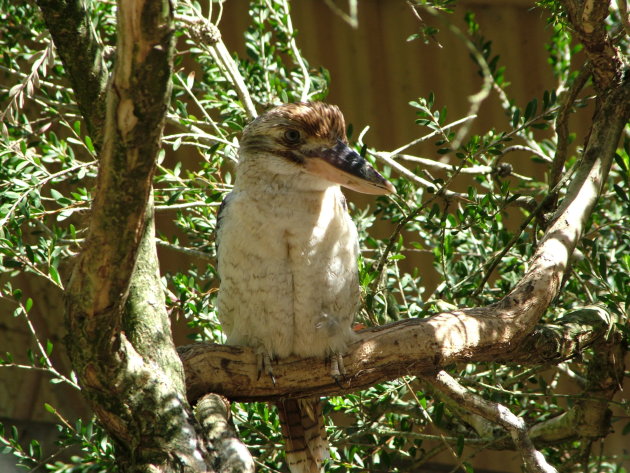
[[329, 352, 347, 386], [256, 352, 276, 386]]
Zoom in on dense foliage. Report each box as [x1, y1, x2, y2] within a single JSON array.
[[1, 0, 628, 471]]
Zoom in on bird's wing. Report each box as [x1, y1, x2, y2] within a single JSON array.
[[214, 191, 234, 264]]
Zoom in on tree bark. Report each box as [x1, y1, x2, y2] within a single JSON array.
[[35, 0, 109, 149], [179, 303, 618, 403], [57, 0, 222, 471]]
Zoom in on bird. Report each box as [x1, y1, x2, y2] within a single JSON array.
[[215, 101, 394, 473]]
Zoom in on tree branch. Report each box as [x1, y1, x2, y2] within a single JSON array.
[[425, 371, 557, 473], [61, 0, 213, 471], [561, 0, 624, 91], [35, 0, 109, 149], [179, 304, 610, 403], [194, 394, 255, 473]]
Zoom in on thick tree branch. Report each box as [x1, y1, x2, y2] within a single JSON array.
[[60, 0, 214, 471], [65, 0, 173, 361], [179, 305, 610, 403], [561, 0, 624, 91], [35, 0, 109, 149], [194, 394, 255, 473]]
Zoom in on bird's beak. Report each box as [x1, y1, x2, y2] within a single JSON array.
[[304, 141, 395, 195]]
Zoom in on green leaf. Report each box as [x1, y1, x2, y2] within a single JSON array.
[[49, 265, 61, 286], [50, 188, 64, 202], [613, 152, 628, 172], [598, 253, 607, 280], [456, 435, 465, 457], [389, 254, 406, 261], [613, 184, 628, 202], [524, 98, 537, 121], [512, 107, 521, 128], [85, 135, 94, 153], [433, 402, 444, 426]]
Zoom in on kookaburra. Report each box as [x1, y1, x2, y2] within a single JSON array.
[[216, 102, 394, 473]]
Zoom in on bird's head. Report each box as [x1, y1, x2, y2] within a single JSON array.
[[238, 102, 395, 195]]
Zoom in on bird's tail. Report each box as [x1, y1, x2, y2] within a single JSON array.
[[276, 398, 330, 473]]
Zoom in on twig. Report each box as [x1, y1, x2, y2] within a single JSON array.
[[323, 0, 358, 29], [212, 39, 258, 120], [270, 0, 311, 102], [0, 160, 95, 230], [368, 157, 470, 296], [154, 201, 221, 211], [177, 11, 257, 120], [426, 371, 557, 473], [370, 150, 473, 202], [550, 66, 591, 189], [389, 115, 477, 156], [415, 5, 493, 150], [470, 163, 577, 296], [165, 116, 239, 151], [395, 153, 532, 181], [4, 300, 80, 389], [1, 41, 54, 125], [156, 239, 214, 261], [502, 145, 553, 163], [173, 71, 225, 138], [396, 154, 492, 174]]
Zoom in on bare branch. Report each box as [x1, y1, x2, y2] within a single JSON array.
[[426, 371, 557, 473], [195, 394, 255, 473], [550, 65, 591, 189], [179, 306, 609, 404]]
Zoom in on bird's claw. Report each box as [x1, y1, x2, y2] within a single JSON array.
[[257, 352, 276, 386], [330, 352, 347, 386]]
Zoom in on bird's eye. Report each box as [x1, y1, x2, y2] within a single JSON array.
[[284, 129, 301, 143]]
